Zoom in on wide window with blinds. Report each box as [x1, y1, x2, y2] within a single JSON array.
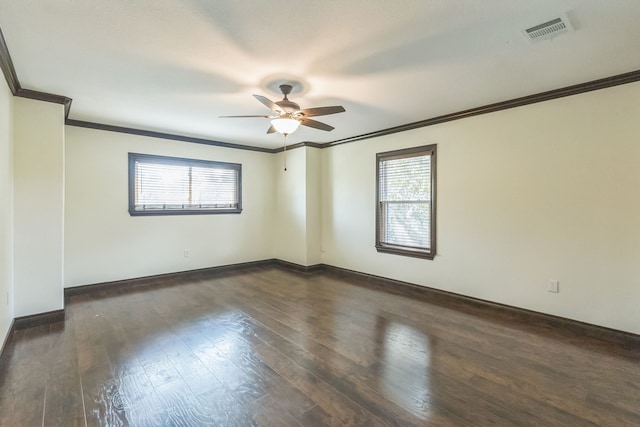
[[376, 145, 436, 259], [128, 153, 242, 216]]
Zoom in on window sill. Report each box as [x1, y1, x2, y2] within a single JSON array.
[[129, 208, 242, 216], [376, 244, 435, 260]]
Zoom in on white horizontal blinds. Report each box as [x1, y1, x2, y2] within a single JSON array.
[[134, 159, 238, 211], [379, 151, 431, 249], [135, 162, 190, 210], [191, 166, 238, 208]]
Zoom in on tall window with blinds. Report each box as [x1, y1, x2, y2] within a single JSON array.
[[376, 145, 436, 259], [128, 153, 242, 216]]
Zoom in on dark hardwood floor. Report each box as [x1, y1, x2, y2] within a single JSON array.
[[0, 265, 638, 426]]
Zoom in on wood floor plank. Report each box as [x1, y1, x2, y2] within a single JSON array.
[[248, 393, 304, 427], [178, 326, 269, 405], [196, 383, 255, 426], [116, 370, 167, 426], [1, 326, 52, 426], [81, 366, 129, 427], [0, 330, 48, 426], [44, 321, 86, 426], [154, 378, 218, 426]]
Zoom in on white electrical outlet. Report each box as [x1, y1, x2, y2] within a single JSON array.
[[547, 279, 559, 293], [184, 249, 190, 258]]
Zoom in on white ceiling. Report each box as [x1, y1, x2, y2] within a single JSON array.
[[1, 1, 639, 149]]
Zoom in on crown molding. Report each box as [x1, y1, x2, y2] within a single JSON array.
[[0, 25, 19, 95], [324, 69, 640, 147], [16, 88, 72, 118], [271, 141, 324, 153], [65, 119, 276, 153], [0, 25, 72, 117]]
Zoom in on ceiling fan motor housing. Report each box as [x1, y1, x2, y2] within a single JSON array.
[[276, 84, 300, 113], [276, 100, 301, 113]]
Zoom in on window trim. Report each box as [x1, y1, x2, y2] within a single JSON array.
[[128, 152, 242, 216], [375, 144, 437, 259]]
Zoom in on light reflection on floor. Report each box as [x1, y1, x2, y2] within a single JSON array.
[[376, 315, 432, 420], [114, 311, 254, 423]]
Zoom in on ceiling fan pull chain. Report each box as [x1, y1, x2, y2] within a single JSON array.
[[283, 134, 287, 171]]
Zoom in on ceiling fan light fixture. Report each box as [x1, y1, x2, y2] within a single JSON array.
[[271, 118, 300, 135]]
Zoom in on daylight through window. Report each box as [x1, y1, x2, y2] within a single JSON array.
[[376, 145, 436, 259], [128, 153, 241, 216]]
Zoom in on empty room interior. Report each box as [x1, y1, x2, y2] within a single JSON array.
[[0, 1, 639, 426]]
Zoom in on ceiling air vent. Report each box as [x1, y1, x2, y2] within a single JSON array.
[[524, 16, 572, 42]]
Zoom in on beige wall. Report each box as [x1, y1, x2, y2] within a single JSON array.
[[306, 148, 322, 266], [13, 97, 65, 316], [273, 146, 323, 266], [64, 126, 276, 286], [273, 147, 308, 265], [321, 81, 640, 334], [0, 81, 13, 342]]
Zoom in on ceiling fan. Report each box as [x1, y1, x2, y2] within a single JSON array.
[[220, 84, 345, 135]]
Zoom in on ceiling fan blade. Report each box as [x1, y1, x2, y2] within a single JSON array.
[[253, 94, 283, 113], [267, 124, 276, 134], [299, 105, 345, 117], [300, 117, 335, 132], [219, 115, 273, 118]]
